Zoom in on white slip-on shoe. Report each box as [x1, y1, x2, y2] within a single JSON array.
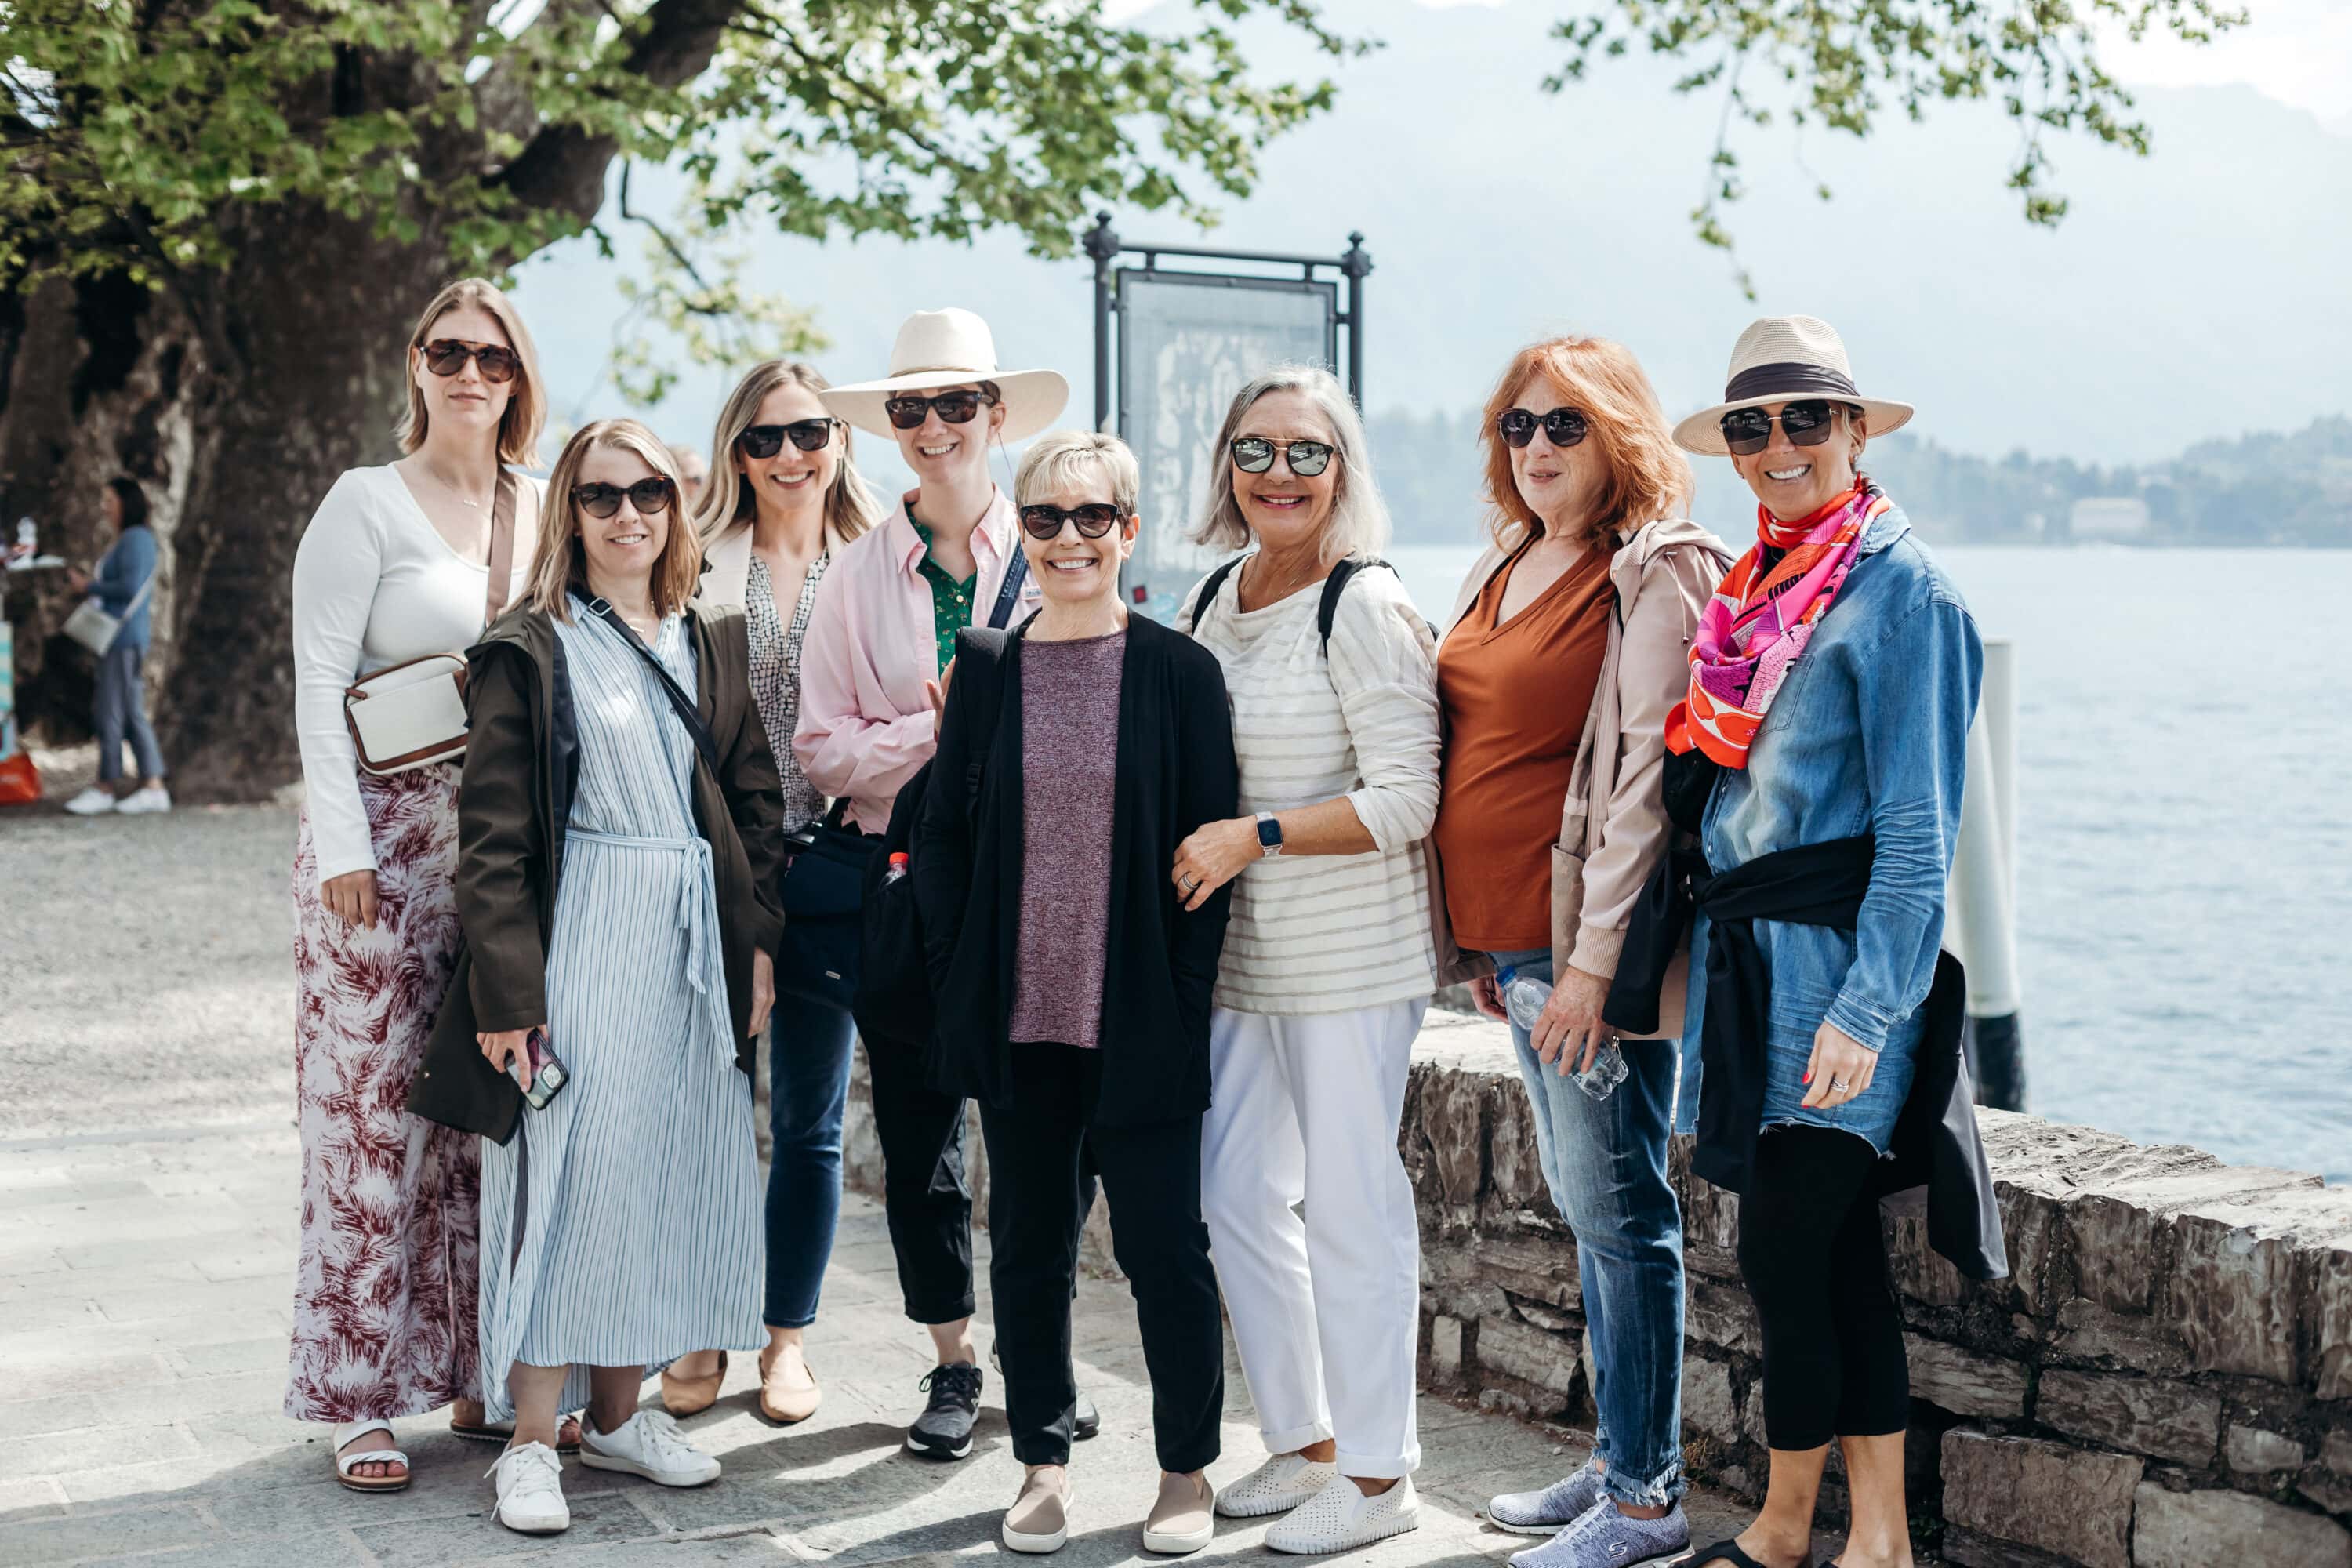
[[488, 1441, 568, 1534], [579, 1408, 721, 1486], [115, 785, 171, 815], [1214, 1452, 1338, 1519], [1265, 1472, 1421, 1555], [63, 786, 117, 815]]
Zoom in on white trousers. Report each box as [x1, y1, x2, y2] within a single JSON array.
[[1200, 999, 1428, 1479]]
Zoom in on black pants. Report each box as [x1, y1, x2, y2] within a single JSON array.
[[1736, 1127, 1909, 1452], [980, 1044, 1224, 1472]]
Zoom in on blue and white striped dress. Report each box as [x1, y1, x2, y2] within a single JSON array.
[[476, 604, 764, 1419]]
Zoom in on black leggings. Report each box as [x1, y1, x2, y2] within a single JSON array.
[[1736, 1127, 1908, 1451]]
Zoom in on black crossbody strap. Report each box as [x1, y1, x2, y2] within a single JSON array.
[[583, 597, 724, 782], [985, 546, 1029, 630]]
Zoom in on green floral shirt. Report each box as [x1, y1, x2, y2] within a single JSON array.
[[909, 515, 979, 676]]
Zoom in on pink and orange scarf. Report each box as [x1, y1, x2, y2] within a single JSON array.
[[1665, 478, 1889, 768]]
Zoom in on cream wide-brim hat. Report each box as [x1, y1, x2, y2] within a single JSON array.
[[820, 307, 1071, 442], [1672, 314, 1915, 456]]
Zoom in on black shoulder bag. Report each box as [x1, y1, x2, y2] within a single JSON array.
[[775, 546, 1030, 1015]]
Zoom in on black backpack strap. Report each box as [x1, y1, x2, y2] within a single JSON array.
[[1185, 554, 1248, 632], [1317, 556, 1403, 656], [985, 549, 1029, 630], [583, 597, 724, 782]]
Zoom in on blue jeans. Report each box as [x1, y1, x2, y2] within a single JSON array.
[[1491, 948, 1686, 1508], [764, 999, 858, 1328]]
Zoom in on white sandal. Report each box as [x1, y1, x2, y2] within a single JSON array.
[[333, 1419, 412, 1493]]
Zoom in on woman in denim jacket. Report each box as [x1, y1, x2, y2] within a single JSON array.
[[1665, 318, 1983, 1568]]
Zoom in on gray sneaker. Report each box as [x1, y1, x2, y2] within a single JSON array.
[[1508, 1501, 1690, 1568], [1488, 1460, 1605, 1536]]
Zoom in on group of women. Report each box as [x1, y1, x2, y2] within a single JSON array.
[[285, 277, 2002, 1568]]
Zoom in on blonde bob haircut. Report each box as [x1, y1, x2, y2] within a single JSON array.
[[528, 419, 703, 622], [1190, 364, 1391, 567], [1480, 336, 1693, 548], [693, 360, 885, 548], [395, 278, 545, 467], [1014, 430, 1142, 516]]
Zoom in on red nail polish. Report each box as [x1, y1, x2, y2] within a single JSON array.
[[1802, 1070, 1813, 1084]]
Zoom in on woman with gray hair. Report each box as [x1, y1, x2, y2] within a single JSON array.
[[914, 430, 1237, 1555], [1172, 365, 1456, 1555]]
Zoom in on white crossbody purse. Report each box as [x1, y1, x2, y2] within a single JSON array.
[[63, 565, 156, 656], [340, 472, 517, 775]]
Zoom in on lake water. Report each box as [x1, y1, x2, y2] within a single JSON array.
[[1382, 543, 2352, 1183]]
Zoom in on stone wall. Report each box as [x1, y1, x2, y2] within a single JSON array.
[[822, 1010, 2352, 1566]]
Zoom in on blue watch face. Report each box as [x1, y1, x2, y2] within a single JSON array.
[[1257, 816, 1283, 848]]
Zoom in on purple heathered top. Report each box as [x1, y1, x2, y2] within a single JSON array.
[[1006, 629, 1126, 1051]]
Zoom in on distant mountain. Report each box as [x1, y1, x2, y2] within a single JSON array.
[[509, 0, 2352, 477]]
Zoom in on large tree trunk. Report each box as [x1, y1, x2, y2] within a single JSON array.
[[0, 208, 442, 800]]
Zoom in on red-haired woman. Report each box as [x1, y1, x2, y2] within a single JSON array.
[[1434, 336, 1729, 1568]]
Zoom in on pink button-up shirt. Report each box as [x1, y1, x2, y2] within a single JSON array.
[[793, 488, 1043, 833]]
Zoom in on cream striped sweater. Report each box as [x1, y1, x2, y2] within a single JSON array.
[[1179, 560, 1441, 1015]]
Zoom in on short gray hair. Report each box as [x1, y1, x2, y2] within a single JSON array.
[[1191, 365, 1391, 565], [1014, 430, 1141, 515]]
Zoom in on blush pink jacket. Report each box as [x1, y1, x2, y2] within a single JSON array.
[[792, 489, 1040, 833]]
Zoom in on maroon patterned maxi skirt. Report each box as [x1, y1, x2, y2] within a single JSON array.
[[283, 764, 483, 1421]]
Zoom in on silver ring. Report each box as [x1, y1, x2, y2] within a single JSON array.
[[1180, 874, 1200, 892], [1829, 1076, 1850, 1093]]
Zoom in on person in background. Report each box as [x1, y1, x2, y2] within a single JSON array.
[[412, 419, 784, 1535], [795, 307, 1074, 1460], [1663, 316, 1986, 1568], [914, 430, 1236, 1555], [1439, 336, 1728, 1568], [62, 477, 170, 815], [283, 278, 564, 1493], [672, 445, 710, 510], [1172, 365, 1455, 1555], [665, 361, 884, 1424]]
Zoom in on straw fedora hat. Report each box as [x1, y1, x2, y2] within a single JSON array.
[[821, 308, 1069, 442], [1672, 315, 1914, 456]]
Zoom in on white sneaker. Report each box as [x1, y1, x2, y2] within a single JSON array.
[[1215, 1452, 1339, 1519], [1264, 1473, 1421, 1555], [579, 1408, 721, 1486], [115, 785, 171, 815], [488, 1441, 569, 1534], [63, 786, 116, 815]]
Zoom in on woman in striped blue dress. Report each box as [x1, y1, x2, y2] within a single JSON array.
[[419, 419, 788, 1535]]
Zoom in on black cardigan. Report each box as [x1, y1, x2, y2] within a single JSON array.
[[912, 612, 1240, 1127]]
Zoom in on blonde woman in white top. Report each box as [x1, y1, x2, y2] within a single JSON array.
[[1172, 365, 1456, 1555], [283, 278, 568, 1489], [666, 359, 883, 1425]]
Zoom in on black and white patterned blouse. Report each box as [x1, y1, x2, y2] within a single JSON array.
[[746, 550, 830, 833]]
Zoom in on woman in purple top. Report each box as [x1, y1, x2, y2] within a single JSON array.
[[913, 431, 1239, 1558]]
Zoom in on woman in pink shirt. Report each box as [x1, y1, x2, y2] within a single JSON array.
[[793, 308, 1063, 1460]]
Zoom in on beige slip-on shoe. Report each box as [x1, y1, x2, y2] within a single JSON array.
[[758, 1343, 822, 1424], [659, 1350, 727, 1417], [1004, 1466, 1073, 1554], [1143, 1470, 1216, 1554]]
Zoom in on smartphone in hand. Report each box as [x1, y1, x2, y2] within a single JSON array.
[[506, 1026, 568, 1111]]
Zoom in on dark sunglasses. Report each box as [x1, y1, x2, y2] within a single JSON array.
[[883, 390, 994, 430], [1497, 407, 1589, 449], [1018, 502, 1124, 540], [420, 338, 521, 383], [737, 419, 837, 459], [1229, 437, 1335, 477], [1719, 400, 1842, 456], [572, 477, 676, 518]]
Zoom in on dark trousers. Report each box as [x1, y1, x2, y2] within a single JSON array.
[[980, 1044, 1224, 1472], [1737, 1126, 1910, 1451], [866, 1033, 979, 1325]]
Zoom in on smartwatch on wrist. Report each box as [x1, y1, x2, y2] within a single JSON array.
[[1254, 810, 1284, 858]]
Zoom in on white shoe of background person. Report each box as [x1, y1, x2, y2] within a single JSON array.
[[63, 786, 117, 815], [1214, 1452, 1337, 1519], [115, 785, 171, 815], [488, 1441, 569, 1534], [579, 1409, 721, 1486], [1265, 1472, 1421, 1555]]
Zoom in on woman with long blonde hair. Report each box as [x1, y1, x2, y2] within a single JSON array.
[[662, 360, 882, 1425], [409, 418, 786, 1534]]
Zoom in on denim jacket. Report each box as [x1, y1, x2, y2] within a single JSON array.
[[92, 524, 158, 651], [1676, 505, 1983, 1131]]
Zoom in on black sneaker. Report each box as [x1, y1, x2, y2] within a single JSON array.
[[906, 1362, 983, 1459], [989, 1343, 1101, 1441]]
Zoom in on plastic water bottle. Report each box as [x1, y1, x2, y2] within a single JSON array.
[[883, 851, 909, 885], [1498, 966, 1628, 1102], [8, 518, 31, 569]]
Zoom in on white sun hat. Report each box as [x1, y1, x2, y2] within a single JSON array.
[[821, 308, 1070, 442], [1672, 314, 1915, 456]]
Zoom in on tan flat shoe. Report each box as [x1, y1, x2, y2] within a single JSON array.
[[758, 1344, 822, 1424], [660, 1350, 727, 1417]]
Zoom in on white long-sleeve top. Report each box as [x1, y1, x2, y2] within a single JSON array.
[[1179, 558, 1442, 1015], [290, 466, 538, 884]]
